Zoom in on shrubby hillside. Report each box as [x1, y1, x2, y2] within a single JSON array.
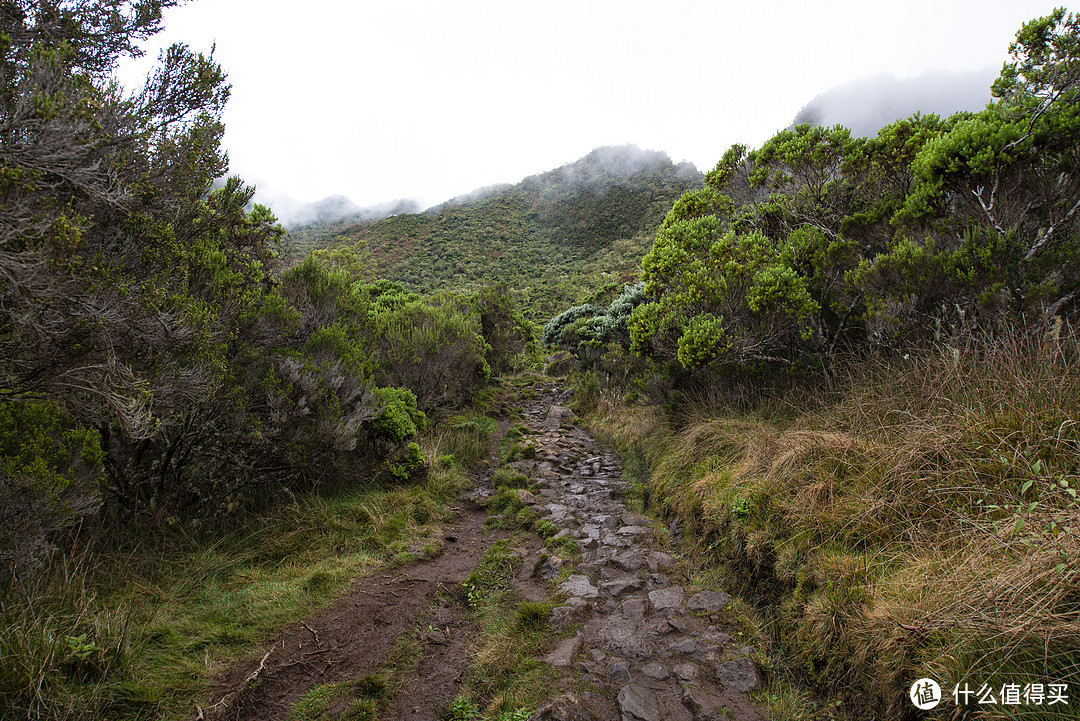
[[287, 145, 703, 319]]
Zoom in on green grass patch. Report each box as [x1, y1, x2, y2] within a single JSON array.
[[453, 538, 561, 720], [287, 630, 423, 721]]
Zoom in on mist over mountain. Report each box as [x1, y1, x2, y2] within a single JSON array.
[[793, 69, 997, 136], [287, 144, 703, 317], [252, 192, 420, 229]]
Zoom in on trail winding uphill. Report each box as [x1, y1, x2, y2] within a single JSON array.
[[200, 380, 764, 721]]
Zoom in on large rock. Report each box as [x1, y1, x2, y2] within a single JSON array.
[[714, 656, 760, 692], [641, 662, 669, 680], [543, 633, 583, 667], [545, 405, 577, 429], [528, 693, 599, 721], [610, 551, 647, 572], [596, 616, 652, 659], [686, 590, 732, 613], [617, 684, 662, 721], [601, 578, 643, 597], [515, 489, 541, 505], [672, 662, 700, 683], [559, 574, 600, 599], [648, 586, 685, 612]]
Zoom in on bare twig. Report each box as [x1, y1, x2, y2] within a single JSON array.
[[244, 651, 272, 686], [300, 621, 320, 646]]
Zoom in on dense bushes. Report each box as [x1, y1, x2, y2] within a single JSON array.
[[0, 2, 527, 560], [607, 10, 1080, 377], [0, 401, 102, 567]]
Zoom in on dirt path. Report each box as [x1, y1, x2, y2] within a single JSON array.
[[199, 380, 764, 721], [197, 501, 492, 721]]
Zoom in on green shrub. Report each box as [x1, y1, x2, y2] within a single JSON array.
[[0, 401, 102, 568]]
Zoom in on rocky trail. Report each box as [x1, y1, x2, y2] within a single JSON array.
[[505, 383, 764, 721], [201, 380, 765, 721]]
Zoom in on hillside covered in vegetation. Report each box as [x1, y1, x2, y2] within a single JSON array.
[[546, 8, 1080, 719], [287, 145, 703, 319]]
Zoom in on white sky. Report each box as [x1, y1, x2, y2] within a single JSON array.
[[117, 0, 1067, 211]]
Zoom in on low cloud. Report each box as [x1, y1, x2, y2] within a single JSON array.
[[250, 189, 420, 229], [793, 69, 998, 137]]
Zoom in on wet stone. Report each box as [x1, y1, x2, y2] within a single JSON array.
[[559, 575, 600, 599], [686, 590, 732, 613], [617, 684, 662, 721], [648, 586, 685, 612]]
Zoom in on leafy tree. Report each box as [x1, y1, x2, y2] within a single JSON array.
[[0, 2, 437, 523], [474, 280, 534, 375], [1, 0, 233, 437]]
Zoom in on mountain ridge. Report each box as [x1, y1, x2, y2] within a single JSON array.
[[285, 144, 704, 318]]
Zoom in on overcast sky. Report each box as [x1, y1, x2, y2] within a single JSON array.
[[117, 0, 1066, 212]]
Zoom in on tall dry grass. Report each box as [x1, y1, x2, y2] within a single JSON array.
[[588, 328, 1080, 718]]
